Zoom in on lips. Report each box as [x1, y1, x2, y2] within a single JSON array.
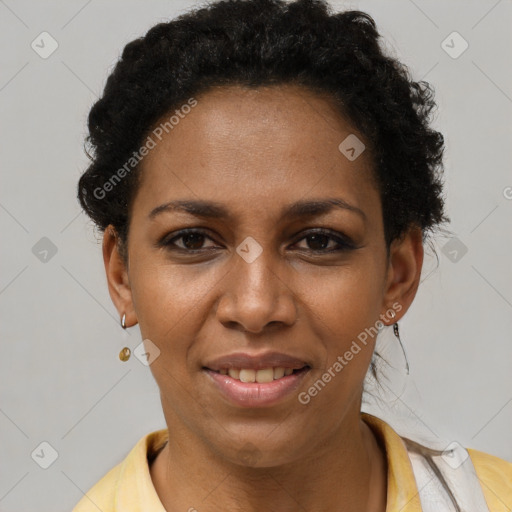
[[202, 351, 312, 407]]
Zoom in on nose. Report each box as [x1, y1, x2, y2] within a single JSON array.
[[215, 247, 298, 334]]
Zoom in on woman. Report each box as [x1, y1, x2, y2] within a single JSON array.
[[73, 0, 512, 510]]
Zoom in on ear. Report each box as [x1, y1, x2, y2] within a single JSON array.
[[381, 226, 424, 324], [103, 225, 137, 327]]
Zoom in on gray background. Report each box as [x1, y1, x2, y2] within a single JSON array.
[[1, 0, 511, 510]]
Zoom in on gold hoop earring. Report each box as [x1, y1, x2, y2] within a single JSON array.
[[119, 313, 131, 362]]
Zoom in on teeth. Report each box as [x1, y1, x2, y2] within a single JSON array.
[[219, 367, 300, 382], [255, 368, 274, 383], [273, 367, 285, 379], [239, 369, 256, 382], [228, 368, 240, 379]]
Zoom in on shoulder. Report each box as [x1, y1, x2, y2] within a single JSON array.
[[71, 463, 121, 512], [467, 448, 512, 512]]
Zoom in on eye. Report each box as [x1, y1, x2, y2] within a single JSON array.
[[161, 229, 217, 252], [293, 229, 356, 253]]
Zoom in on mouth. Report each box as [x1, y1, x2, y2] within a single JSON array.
[[202, 365, 312, 408]]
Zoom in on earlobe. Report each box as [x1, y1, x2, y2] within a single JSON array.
[[382, 226, 424, 324], [102, 225, 137, 327]]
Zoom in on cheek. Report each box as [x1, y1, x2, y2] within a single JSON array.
[[305, 259, 385, 391], [131, 257, 214, 318], [299, 275, 382, 412], [129, 263, 210, 365], [312, 260, 384, 332]]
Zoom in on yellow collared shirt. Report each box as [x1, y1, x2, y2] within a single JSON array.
[[72, 413, 512, 511]]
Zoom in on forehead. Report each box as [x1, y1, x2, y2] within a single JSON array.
[[133, 84, 379, 222]]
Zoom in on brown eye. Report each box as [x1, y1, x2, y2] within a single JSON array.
[[301, 233, 333, 251], [179, 232, 207, 250], [293, 229, 356, 253], [161, 229, 218, 252]]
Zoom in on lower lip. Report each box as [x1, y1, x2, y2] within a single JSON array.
[[203, 368, 310, 408]]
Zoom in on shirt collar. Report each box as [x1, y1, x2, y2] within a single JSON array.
[[114, 428, 168, 512], [362, 412, 422, 511], [114, 413, 421, 511]]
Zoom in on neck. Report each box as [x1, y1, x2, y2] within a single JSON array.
[[150, 408, 387, 512]]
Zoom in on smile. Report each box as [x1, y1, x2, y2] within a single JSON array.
[[203, 366, 311, 407]]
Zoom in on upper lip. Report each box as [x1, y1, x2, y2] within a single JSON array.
[[203, 351, 310, 371]]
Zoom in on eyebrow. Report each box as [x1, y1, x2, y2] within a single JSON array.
[[148, 198, 367, 222]]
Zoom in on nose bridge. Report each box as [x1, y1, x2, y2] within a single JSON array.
[[216, 234, 297, 332], [234, 234, 282, 303]]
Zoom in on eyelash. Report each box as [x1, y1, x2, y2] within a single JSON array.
[[159, 228, 357, 254]]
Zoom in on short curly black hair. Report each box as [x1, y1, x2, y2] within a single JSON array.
[[78, 0, 448, 259]]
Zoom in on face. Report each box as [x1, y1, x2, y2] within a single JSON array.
[[104, 84, 423, 467]]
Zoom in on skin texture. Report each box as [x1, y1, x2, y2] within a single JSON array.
[[103, 84, 424, 512]]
